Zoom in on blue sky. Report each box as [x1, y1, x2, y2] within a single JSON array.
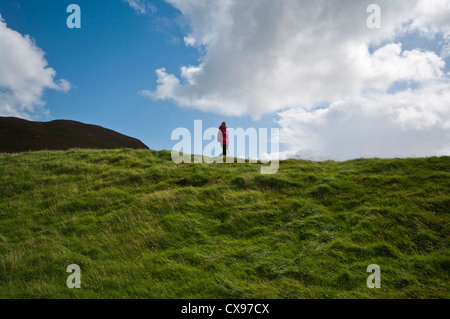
[[0, 0, 275, 151], [1, 0, 450, 159]]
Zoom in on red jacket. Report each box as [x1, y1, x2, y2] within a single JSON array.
[[218, 126, 229, 146]]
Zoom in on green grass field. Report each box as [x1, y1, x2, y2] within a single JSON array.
[[0, 149, 449, 298]]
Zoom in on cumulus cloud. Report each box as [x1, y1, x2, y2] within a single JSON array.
[[124, 0, 156, 15], [143, 0, 450, 159], [277, 81, 450, 160], [407, 0, 450, 37], [145, 0, 448, 116], [0, 15, 71, 119]]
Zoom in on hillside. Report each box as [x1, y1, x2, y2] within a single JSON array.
[[0, 117, 149, 153], [0, 149, 449, 298]]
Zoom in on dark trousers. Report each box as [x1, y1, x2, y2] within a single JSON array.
[[222, 144, 227, 156]]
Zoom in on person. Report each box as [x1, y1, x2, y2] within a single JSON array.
[[217, 121, 229, 156]]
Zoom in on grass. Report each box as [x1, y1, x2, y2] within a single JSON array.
[[0, 149, 449, 298]]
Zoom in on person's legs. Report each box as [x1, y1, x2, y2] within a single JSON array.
[[222, 143, 227, 156]]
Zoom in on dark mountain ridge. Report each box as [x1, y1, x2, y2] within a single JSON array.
[[0, 117, 149, 153]]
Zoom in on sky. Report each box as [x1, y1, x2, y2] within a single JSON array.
[[1, 0, 450, 160]]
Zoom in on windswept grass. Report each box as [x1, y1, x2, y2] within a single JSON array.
[[0, 149, 449, 298]]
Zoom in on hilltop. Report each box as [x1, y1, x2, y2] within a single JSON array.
[[0, 117, 148, 153], [0, 149, 448, 298]]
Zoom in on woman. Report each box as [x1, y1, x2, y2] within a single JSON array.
[[218, 121, 229, 156]]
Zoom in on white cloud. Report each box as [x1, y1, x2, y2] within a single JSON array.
[[277, 82, 450, 160], [143, 0, 450, 159], [0, 15, 71, 119], [407, 0, 450, 37], [145, 0, 449, 116], [124, 0, 156, 15], [183, 35, 196, 47]]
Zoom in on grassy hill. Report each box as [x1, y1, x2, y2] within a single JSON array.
[[0, 149, 448, 298], [0, 117, 149, 153]]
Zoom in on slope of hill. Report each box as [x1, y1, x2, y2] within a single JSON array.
[[0, 117, 149, 153], [0, 149, 448, 298]]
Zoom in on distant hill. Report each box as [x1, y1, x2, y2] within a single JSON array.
[[0, 117, 149, 153]]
